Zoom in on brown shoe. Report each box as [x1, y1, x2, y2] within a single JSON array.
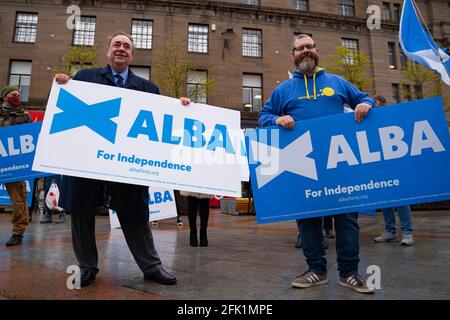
[[292, 271, 328, 288], [339, 274, 375, 294]]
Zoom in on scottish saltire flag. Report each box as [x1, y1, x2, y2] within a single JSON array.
[[399, 0, 450, 86]]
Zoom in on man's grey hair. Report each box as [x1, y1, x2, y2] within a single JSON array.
[[292, 33, 315, 49], [107, 31, 134, 48]]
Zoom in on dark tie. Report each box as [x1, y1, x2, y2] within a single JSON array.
[[114, 74, 124, 87]]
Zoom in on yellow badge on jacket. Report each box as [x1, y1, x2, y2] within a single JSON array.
[[322, 87, 335, 97]]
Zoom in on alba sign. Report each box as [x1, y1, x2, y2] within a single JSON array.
[[33, 81, 243, 196], [247, 97, 450, 223]]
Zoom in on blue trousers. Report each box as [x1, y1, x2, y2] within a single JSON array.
[[381, 206, 413, 235]]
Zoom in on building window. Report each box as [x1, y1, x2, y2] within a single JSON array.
[[243, 74, 262, 113], [392, 83, 400, 103], [14, 12, 38, 43], [187, 70, 208, 103], [9, 61, 32, 102], [132, 19, 153, 49], [293, 0, 309, 10], [399, 45, 406, 70], [73, 16, 96, 46], [130, 66, 151, 80], [382, 3, 391, 21], [414, 85, 423, 99], [403, 84, 412, 101], [341, 38, 358, 51], [188, 24, 208, 53], [242, 29, 262, 58], [241, 0, 260, 5], [339, 0, 355, 17], [341, 38, 358, 65], [388, 42, 397, 69], [392, 4, 400, 22]]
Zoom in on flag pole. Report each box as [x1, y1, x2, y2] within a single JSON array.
[[410, 0, 450, 76]]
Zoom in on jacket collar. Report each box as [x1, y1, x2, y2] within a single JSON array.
[[100, 65, 140, 90], [292, 67, 325, 79]]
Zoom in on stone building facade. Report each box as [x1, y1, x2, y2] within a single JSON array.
[[0, 0, 449, 126]]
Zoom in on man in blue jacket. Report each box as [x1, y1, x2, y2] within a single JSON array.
[[259, 34, 374, 294], [54, 32, 177, 287]]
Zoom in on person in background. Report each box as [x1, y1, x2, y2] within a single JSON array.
[[0, 85, 31, 246], [177, 97, 211, 247], [373, 95, 387, 107], [323, 216, 335, 238], [181, 191, 211, 247], [152, 190, 184, 226], [373, 95, 414, 246]]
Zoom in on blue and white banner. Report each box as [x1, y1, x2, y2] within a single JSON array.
[[33, 80, 243, 197], [109, 188, 177, 229], [247, 97, 450, 223], [0, 179, 34, 207], [399, 0, 450, 86], [1, 122, 51, 184]]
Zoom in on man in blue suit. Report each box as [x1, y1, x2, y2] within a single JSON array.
[[54, 32, 178, 287]]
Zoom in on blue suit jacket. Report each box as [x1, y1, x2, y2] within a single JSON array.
[[73, 65, 159, 95], [61, 65, 159, 222]]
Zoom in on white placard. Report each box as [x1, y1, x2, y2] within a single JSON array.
[[33, 80, 243, 196], [109, 188, 177, 229]]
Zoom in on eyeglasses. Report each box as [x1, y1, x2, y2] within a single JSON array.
[[292, 44, 316, 52]]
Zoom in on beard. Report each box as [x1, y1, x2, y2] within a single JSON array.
[[295, 52, 319, 74]]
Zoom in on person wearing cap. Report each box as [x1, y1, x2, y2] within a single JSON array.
[[0, 85, 32, 246], [373, 95, 387, 107]]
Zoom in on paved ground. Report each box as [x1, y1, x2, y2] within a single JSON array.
[[0, 208, 449, 300]]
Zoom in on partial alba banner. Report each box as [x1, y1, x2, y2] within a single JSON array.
[[33, 80, 243, 197], [246, 97, 450, 223], [109, 188, 177, 229], [0, 179, 34, 207], [240, 129, 250, 182], [0, 122, 50, 184]]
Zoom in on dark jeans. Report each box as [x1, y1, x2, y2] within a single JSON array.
[[296, 216, 334, 233], [300, 213, 359, 278]]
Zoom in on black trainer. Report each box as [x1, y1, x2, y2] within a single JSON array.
[[6, 234, 23, 247]]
